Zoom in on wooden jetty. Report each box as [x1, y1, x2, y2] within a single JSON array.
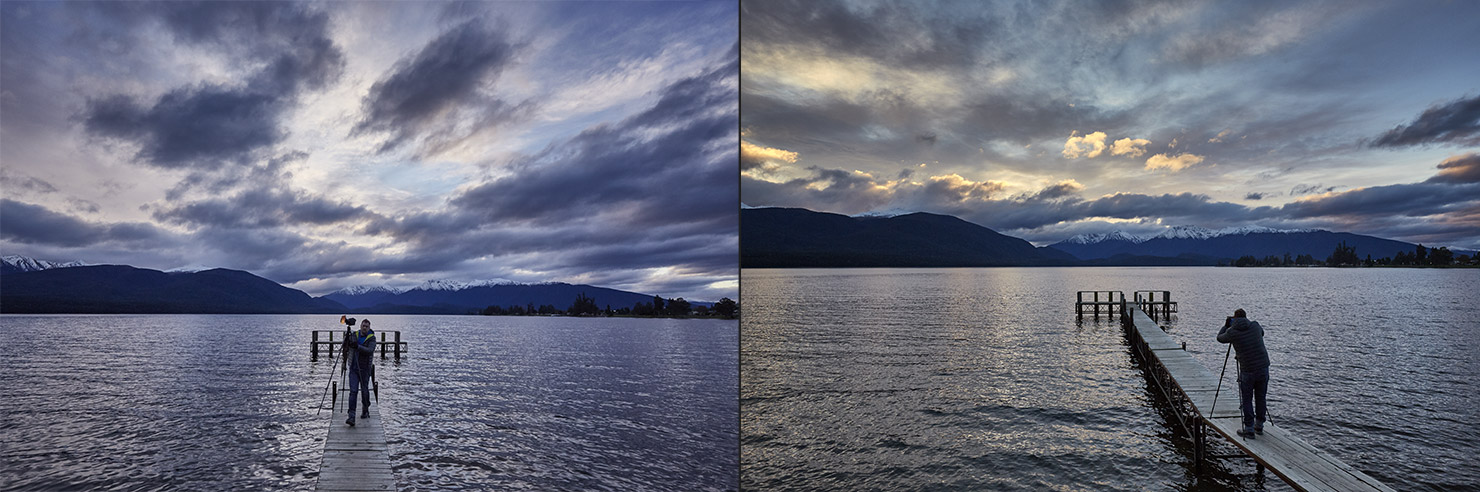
[[1074, 290, 1125, 319], [316, 389, 396, 491], [311, 330, 408, 360], [1114, 298, 1394, 492], [1132, 290, 1177, 321]]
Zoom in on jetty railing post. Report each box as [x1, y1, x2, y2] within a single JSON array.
[[312, 330, 319, 359], [1094, 291, 1100, 318], [380, 336, 386, 358], [1076, 291, 1083, 318], [331, 381, 337, 412], [395, 331, 402, 359]]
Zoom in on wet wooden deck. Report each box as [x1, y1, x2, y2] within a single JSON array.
[[1125, 307, 1395, 492], [316, 398, 395, 491]]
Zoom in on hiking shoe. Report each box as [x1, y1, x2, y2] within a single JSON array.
[[1255, 425, 1264, 435], [1236, 428, 1255, 438], [346, 417, 355, 427], [361, 411, 370, 418]]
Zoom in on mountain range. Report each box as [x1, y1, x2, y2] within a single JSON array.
[[0, 256, 682, 314], [742, 207, 1472, 267], [1047, 226, 1448, 261], [325, 281, 673, 314]]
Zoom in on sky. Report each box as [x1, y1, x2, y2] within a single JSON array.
[[1, 1, 739, 300], [740, 0, 1480, 250]]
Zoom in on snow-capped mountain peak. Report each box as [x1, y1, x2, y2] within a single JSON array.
[[1061, 230, 1149, 245], [332, 285, 405, 296], [1150, 225, 1217, 240], [1062, 225, 1316, 244], [332, 278, 520, 296], [852, 207, 917, 219], [2, 255, 89, 272], [410, 278, 517, 291]]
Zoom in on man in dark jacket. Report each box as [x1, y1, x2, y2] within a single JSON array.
[[344, 318, 376, 426], [1217, 308, 1268, 437]]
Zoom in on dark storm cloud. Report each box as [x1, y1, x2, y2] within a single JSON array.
[[450, 56, 736, 228], [83, 89, 282, 169], [79, 2, 343, 170], [1371, 95, 1480, 148], [151, 1, 344, 92], [359, 52, 738, 281], [1026, 181, 1083, 201], [1425, 153, 1480, 184], [153, 187, 379, 229], [741, 0, 997, 69], [1245, 192, 1268, 200], [1275, 155, 1480, 222], [355, 20, 523, 154], [0, 199, 166, 247], [1278, 182, 1480, 220]]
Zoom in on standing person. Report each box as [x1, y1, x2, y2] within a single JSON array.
[[1216, 308, 1269, 438], [345, 318, 376, 426]]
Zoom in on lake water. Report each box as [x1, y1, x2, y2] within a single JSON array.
[[740, 267, 1479, 491], [0, 314, 737, 491]]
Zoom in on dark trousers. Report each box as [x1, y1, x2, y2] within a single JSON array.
[[1238, 368, 1269, 430], [348, 363, 371, 418]]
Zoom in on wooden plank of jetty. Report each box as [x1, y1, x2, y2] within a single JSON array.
[[1124, 307, 1395, 492], [316, 398, 395, 491]]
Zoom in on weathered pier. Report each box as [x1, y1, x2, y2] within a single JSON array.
[[316, 394, 395, 491], [1074, 290, 1125, 319], [311, 330, 408, 360], [1132, 290, 1177, 321], [1099, 292, 1394, 492]]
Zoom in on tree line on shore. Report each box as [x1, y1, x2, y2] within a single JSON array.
[[1225, 242, 1474, 267], [478, 293, 738, 319]]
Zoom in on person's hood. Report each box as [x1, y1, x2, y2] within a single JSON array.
[[1229, 317, 1253, 331]]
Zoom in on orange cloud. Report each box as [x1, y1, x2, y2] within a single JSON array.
[[1063, 131, 1108, 158], [1110, 138, 1151, 157], [1145, 153, 1205, 171]]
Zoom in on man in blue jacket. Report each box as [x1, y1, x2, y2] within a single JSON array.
[[1217, 308, 1269, 438], [344, 318, 376, 426]]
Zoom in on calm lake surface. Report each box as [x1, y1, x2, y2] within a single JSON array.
[[741, 267, 1478, 491], [0, 314, 737, 491]]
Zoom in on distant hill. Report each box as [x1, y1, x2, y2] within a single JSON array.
[[1049, 226, 1470, 262], [325, 282, 671, 314], [741, 207, 1075, 267], [0, 265, 346, 314]]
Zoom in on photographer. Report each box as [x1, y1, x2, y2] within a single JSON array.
[[343, 318, 377, 426], [1216, 309, 1269, 438]]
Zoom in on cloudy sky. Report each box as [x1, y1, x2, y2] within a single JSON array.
[[741, 0, 1480, 250], [2, 1, 738, 300]]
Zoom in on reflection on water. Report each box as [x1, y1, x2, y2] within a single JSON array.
[[1, 314, 737, 491], [741, 267, 1479, 491]]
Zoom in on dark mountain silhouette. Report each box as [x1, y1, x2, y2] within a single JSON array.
[[325, 283, 668, 314], [0, 265, 346, 314], [741, 207, 1075, 267]]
